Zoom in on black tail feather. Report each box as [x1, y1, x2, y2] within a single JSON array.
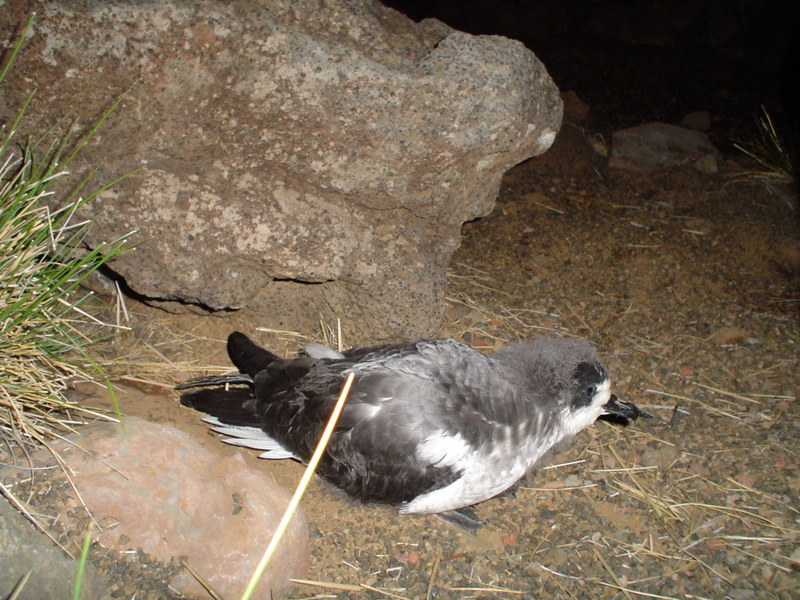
[[175, 373, 253, 390], [180, 388, 258, 427], [227, 331, 280, 378]]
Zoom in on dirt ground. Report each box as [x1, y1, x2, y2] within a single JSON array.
[[4, 35, 800, 600]]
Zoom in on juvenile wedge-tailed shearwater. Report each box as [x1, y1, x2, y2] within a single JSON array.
[[178, 332, 640, 530]]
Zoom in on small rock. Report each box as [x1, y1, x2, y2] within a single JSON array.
[[681, 110, 712, 132], [640, 446, 679, 470], [44, 417, 309, 599], [708, 326, 748, 345], [588, 133, 610, 157], [609, 122, 720, 173], [704, 538, 726, 552], [501, 532, 517, 546], [735, 472, 756, 488], [773, 237, 800, 275], [694, 153, 719, 174]]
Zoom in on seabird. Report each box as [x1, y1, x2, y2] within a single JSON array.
[[178, 332, 640, 530]]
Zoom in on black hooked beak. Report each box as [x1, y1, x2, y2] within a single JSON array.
[[602, 394, 641, 421]]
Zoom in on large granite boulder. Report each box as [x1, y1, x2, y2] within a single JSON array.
[[0, 0, 562, 339]]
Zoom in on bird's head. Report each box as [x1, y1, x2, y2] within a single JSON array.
[[562, 360, 640, 437], [492, 337, 641, 437]]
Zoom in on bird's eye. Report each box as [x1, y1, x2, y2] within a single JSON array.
[[585, 386, 595, 398]]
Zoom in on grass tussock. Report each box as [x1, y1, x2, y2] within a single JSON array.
[[0, 16, 133, 452], [734, 106, 798, 210]]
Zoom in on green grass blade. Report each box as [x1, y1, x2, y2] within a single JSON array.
[[0, 14, 34, 84], [71, 521, 94, 600]]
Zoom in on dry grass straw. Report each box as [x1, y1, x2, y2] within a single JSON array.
[[290, 578, 411, 599], [92, 308, 351, 390], [180, 559, 223, 600], [97, 316, 234, 387], [445, 264, 568, 347], [0, 479, 73, 556], [111, 302, 340, 387], [439, 582, 525, 595], [425, 549, 441, 600], [5, 571, 31, 600]]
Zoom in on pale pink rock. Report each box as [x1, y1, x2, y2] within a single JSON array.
[[53, 417, 308, 599], [610, 122, 720, 173]]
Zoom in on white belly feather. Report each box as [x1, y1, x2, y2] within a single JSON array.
[[399, 421, 562, 514]]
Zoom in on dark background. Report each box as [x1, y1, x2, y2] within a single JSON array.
[[384, 0, 798, 151]]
